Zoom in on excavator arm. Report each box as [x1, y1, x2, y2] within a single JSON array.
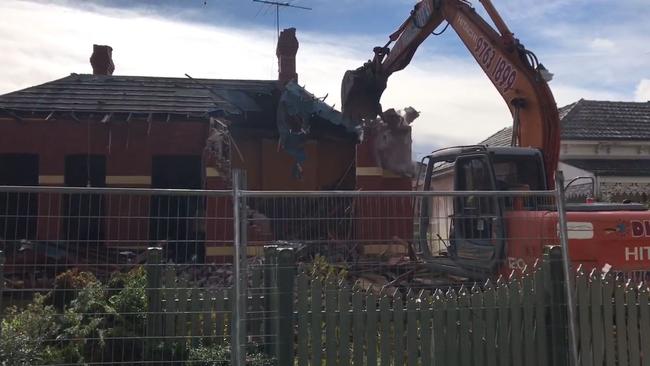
[[342, 0, 560, 188]]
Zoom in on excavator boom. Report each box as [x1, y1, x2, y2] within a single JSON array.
[[341, 0, 560, 188]]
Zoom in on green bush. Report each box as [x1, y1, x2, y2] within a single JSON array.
[[1, 266, 150, 364], [0, 295, 64, 365], [306, 254, 348, 282], [1, 266, 274, 365], [188, 343, 273, 366]]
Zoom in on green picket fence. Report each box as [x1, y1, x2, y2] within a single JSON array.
[[144, 258, 270, 349], [574, 268, 650, 366], [281, 252, 650, 366], [139, 247, 650, 366], [292, 265, 557, 366]]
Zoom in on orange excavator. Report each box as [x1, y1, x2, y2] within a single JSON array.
[[342, 0, 650, 280]]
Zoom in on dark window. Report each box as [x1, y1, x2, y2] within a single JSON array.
[[492, 155, 545, 210], [150, 156, 204, 263], [0, 154, 38, 241], [455, 156, 496, 242], [62, 155, 106, 245], [492, 155, 544, 191]]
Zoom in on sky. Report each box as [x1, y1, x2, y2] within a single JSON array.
[[1, 0, 648, 158]]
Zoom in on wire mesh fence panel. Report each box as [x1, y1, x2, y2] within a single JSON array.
[[0, 186, 238, 365], [3, 185, 650, 365]]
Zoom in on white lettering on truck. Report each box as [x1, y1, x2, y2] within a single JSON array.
[[625, 246, 650, 261]]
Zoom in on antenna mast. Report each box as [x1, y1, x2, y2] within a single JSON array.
[[252, 0, 311, 38]]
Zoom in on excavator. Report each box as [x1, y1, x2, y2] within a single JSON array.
[[341, 0, 650, 280]]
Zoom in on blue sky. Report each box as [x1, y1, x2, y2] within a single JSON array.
[[1, 0, 649, 155]]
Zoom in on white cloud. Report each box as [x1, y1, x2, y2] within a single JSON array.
[[635, 79, 650, 102], [589, 37, 616, 52], [0, 0, 643, 150]]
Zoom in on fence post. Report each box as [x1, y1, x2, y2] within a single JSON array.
[[554, 171, 580, 366], [276, 247, 296, 365], [263, 245, 279, 357], [0, 250, 4, 337], [544, 247, 569, 366], [146, 246, 163, 357], [232, 169, 247, 366]]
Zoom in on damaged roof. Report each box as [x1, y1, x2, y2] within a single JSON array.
[[0, 73, 278, 118], [480, 99, 650, 147]]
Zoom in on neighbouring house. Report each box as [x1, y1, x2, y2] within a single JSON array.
[[0, 29, 413, 264], [481, 99, 650, 203]]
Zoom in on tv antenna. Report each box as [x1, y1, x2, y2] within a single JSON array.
[[252, 0, 311, 38]]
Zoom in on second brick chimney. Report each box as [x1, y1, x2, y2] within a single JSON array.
[[90, 44, 115, 76], [276, 28, 298, 86]]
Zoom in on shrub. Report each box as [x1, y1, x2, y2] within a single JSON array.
[[0, 295, 63, 365], [188, 343, 273, 366]]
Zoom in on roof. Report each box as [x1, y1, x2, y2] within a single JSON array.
[[564, 159, 650, 177], [479, 126, 512, 147], [0, 73, 278, 119], [480, 99, 650, 146], [562, 99, 650, 140]]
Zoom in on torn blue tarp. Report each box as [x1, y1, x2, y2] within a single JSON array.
[[277, 81, 362, 179]]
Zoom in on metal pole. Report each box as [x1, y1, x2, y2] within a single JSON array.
[[0, 250, 4, 339], [232, 170, 247, 366], [554, 170, 580, 366]]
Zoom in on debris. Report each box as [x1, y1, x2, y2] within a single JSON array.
[[276, 81, 361, 179], [368, 106, 420, 177]]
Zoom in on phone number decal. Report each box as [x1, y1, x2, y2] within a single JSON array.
[[474, 36, 518, 92]]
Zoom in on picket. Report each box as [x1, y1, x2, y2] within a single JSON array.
[[509, 277, 524, 366], [326, 280, 338, 366], [420, 294, 433, 366], [215, 289, 226, 345], [615, 279, 629, 366], [297, 273, 309, 366], [483, 281, 498, 366], [190, 288, 201, 347], [406, 292, 419, 366], [626, 282, 641, 366], [445, 289, 459, 366], [577, 268, 593, 366], [311, 279, 323, 366], [602, 273, 616, 366], [249, 266, 263, 340], [432, 290, 446, 363], [470, 284, 485, 366], [339, 283, 352, 366], [379, 295, 391, 366], [497, 282, 511, 366], [639, 285, 650, 366], [352, 289, 365, 366], [589, 270, 605, 366], [201, 291, 214, 343], [458, 287, 472, 366], [366, 292, 378, 366], [533, 268, 548, 366], [522, 274, 536, 366], [394, 293, 405, 366]]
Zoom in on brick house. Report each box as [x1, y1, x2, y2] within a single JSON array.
[[0, 31, 370, 263]]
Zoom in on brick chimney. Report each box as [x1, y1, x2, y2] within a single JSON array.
[[276, 28, 298, 86], [90, 44, 115, 75]]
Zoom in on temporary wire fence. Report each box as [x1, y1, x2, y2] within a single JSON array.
[[0, 177, 646, 365]]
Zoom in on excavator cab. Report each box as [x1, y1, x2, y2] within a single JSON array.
[[416, 145, 546, 279]]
